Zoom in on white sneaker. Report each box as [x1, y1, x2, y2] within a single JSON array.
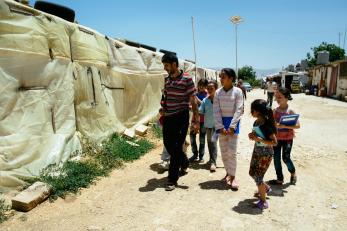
[[159, 161, 170, 170]]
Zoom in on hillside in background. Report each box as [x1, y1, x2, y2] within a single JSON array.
[[254, 68, 282, 79], [209, 67, 282, 79]]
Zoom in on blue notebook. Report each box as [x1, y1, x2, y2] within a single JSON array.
[[252, 126, 266, 146], [215, 117, 240, 134], [253, 126, 265, 139], [279, 114, 299, 126], [222, 117, 240, 134]]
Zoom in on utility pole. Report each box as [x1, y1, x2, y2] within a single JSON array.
[[191, 16, 197, 83], [230, 16, 244, 79], [344, 28, 346, 51]]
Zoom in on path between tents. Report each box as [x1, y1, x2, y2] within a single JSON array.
[[1, 89, 347, 231]]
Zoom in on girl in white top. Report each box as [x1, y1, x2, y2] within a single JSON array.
[[213, 68, 244, 190]]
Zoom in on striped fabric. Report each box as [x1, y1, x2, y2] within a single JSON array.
[[213, 87, 244, 130], [219, 135, 238, 176], [161, 71, 196, 116]]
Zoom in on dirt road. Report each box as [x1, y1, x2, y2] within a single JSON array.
[[2, 89, 347, 231]]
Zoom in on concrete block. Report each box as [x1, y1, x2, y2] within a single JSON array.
[[123, 129, 135, 138], [11, 182, 52, 212], [135, 125, 148, 136]]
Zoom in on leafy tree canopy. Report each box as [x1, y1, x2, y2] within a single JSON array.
[[238, 65, 260, 86], [306, 42, 345, 66], [238, 65, 256, 81]]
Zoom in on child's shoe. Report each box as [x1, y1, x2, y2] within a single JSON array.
[[256, 200, 269, 210]]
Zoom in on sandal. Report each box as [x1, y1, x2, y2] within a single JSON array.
[[231, 181, 239, 191], [226, 176, 239, 191], [268, 179, 283, 185], [221, 174, 228, 182], [256, 200, 269, 210]]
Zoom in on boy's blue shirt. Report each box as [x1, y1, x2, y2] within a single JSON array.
[[199, 97, 215, 128]]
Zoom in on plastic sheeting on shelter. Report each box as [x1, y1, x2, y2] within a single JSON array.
[[0, 0, 217, 191]]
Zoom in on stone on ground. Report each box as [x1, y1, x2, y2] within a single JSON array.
[[135, 125, 148, 136], [11, 182, 52, 212]]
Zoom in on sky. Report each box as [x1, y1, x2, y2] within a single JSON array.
[[45, 0, 346, 70]]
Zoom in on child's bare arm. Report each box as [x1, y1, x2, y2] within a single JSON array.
[[276, 123, 300, 129], [253, 133, 277, 146]]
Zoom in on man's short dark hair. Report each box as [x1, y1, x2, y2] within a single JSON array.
[[161, 52, 179, 67]]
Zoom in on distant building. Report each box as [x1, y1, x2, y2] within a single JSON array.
[[311, 60, 347, 99], [317, 51, 330, 65], [301, 59, 309, 70]]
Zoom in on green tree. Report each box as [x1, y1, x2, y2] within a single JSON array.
[[307, 42, 345, 67], [238, 65, 260, 86]]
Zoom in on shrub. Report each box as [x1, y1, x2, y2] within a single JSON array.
[[0, 198, 10, 223], [152, 124, 163, 139], [39, 133, 153, 200]]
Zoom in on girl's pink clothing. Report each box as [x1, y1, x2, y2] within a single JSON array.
[[273, 107, 295, 140]]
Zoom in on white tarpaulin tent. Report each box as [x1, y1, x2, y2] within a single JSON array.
[[0, 0, 216, 191], [0, 1, 81, 190]]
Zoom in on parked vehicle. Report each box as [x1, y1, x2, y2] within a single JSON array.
[[291, 79, 301, 93], [271, 71, 304, 93], [243, 82, 252, 92]]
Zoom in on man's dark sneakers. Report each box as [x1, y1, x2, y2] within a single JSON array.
[[179, 168, 188, 176], [189, 155, 198, 163]]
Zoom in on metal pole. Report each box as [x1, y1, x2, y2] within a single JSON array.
[[235, 24, 238, 78], [191, 16, 197, 83], [343, 28, 346, 51], [338, 32, 341, 47], [230, 16, 243, 79]]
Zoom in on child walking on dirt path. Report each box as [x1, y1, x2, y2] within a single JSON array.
[[248, 99, 277, 210], [269, 87, 300, 185], [213, 68, 244, 190], [199, 80, 218, 172], [158, 108, 170, 170], [189, 78, 208, 163]]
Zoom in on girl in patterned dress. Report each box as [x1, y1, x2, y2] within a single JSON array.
[[248, 99, 277, 209]]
